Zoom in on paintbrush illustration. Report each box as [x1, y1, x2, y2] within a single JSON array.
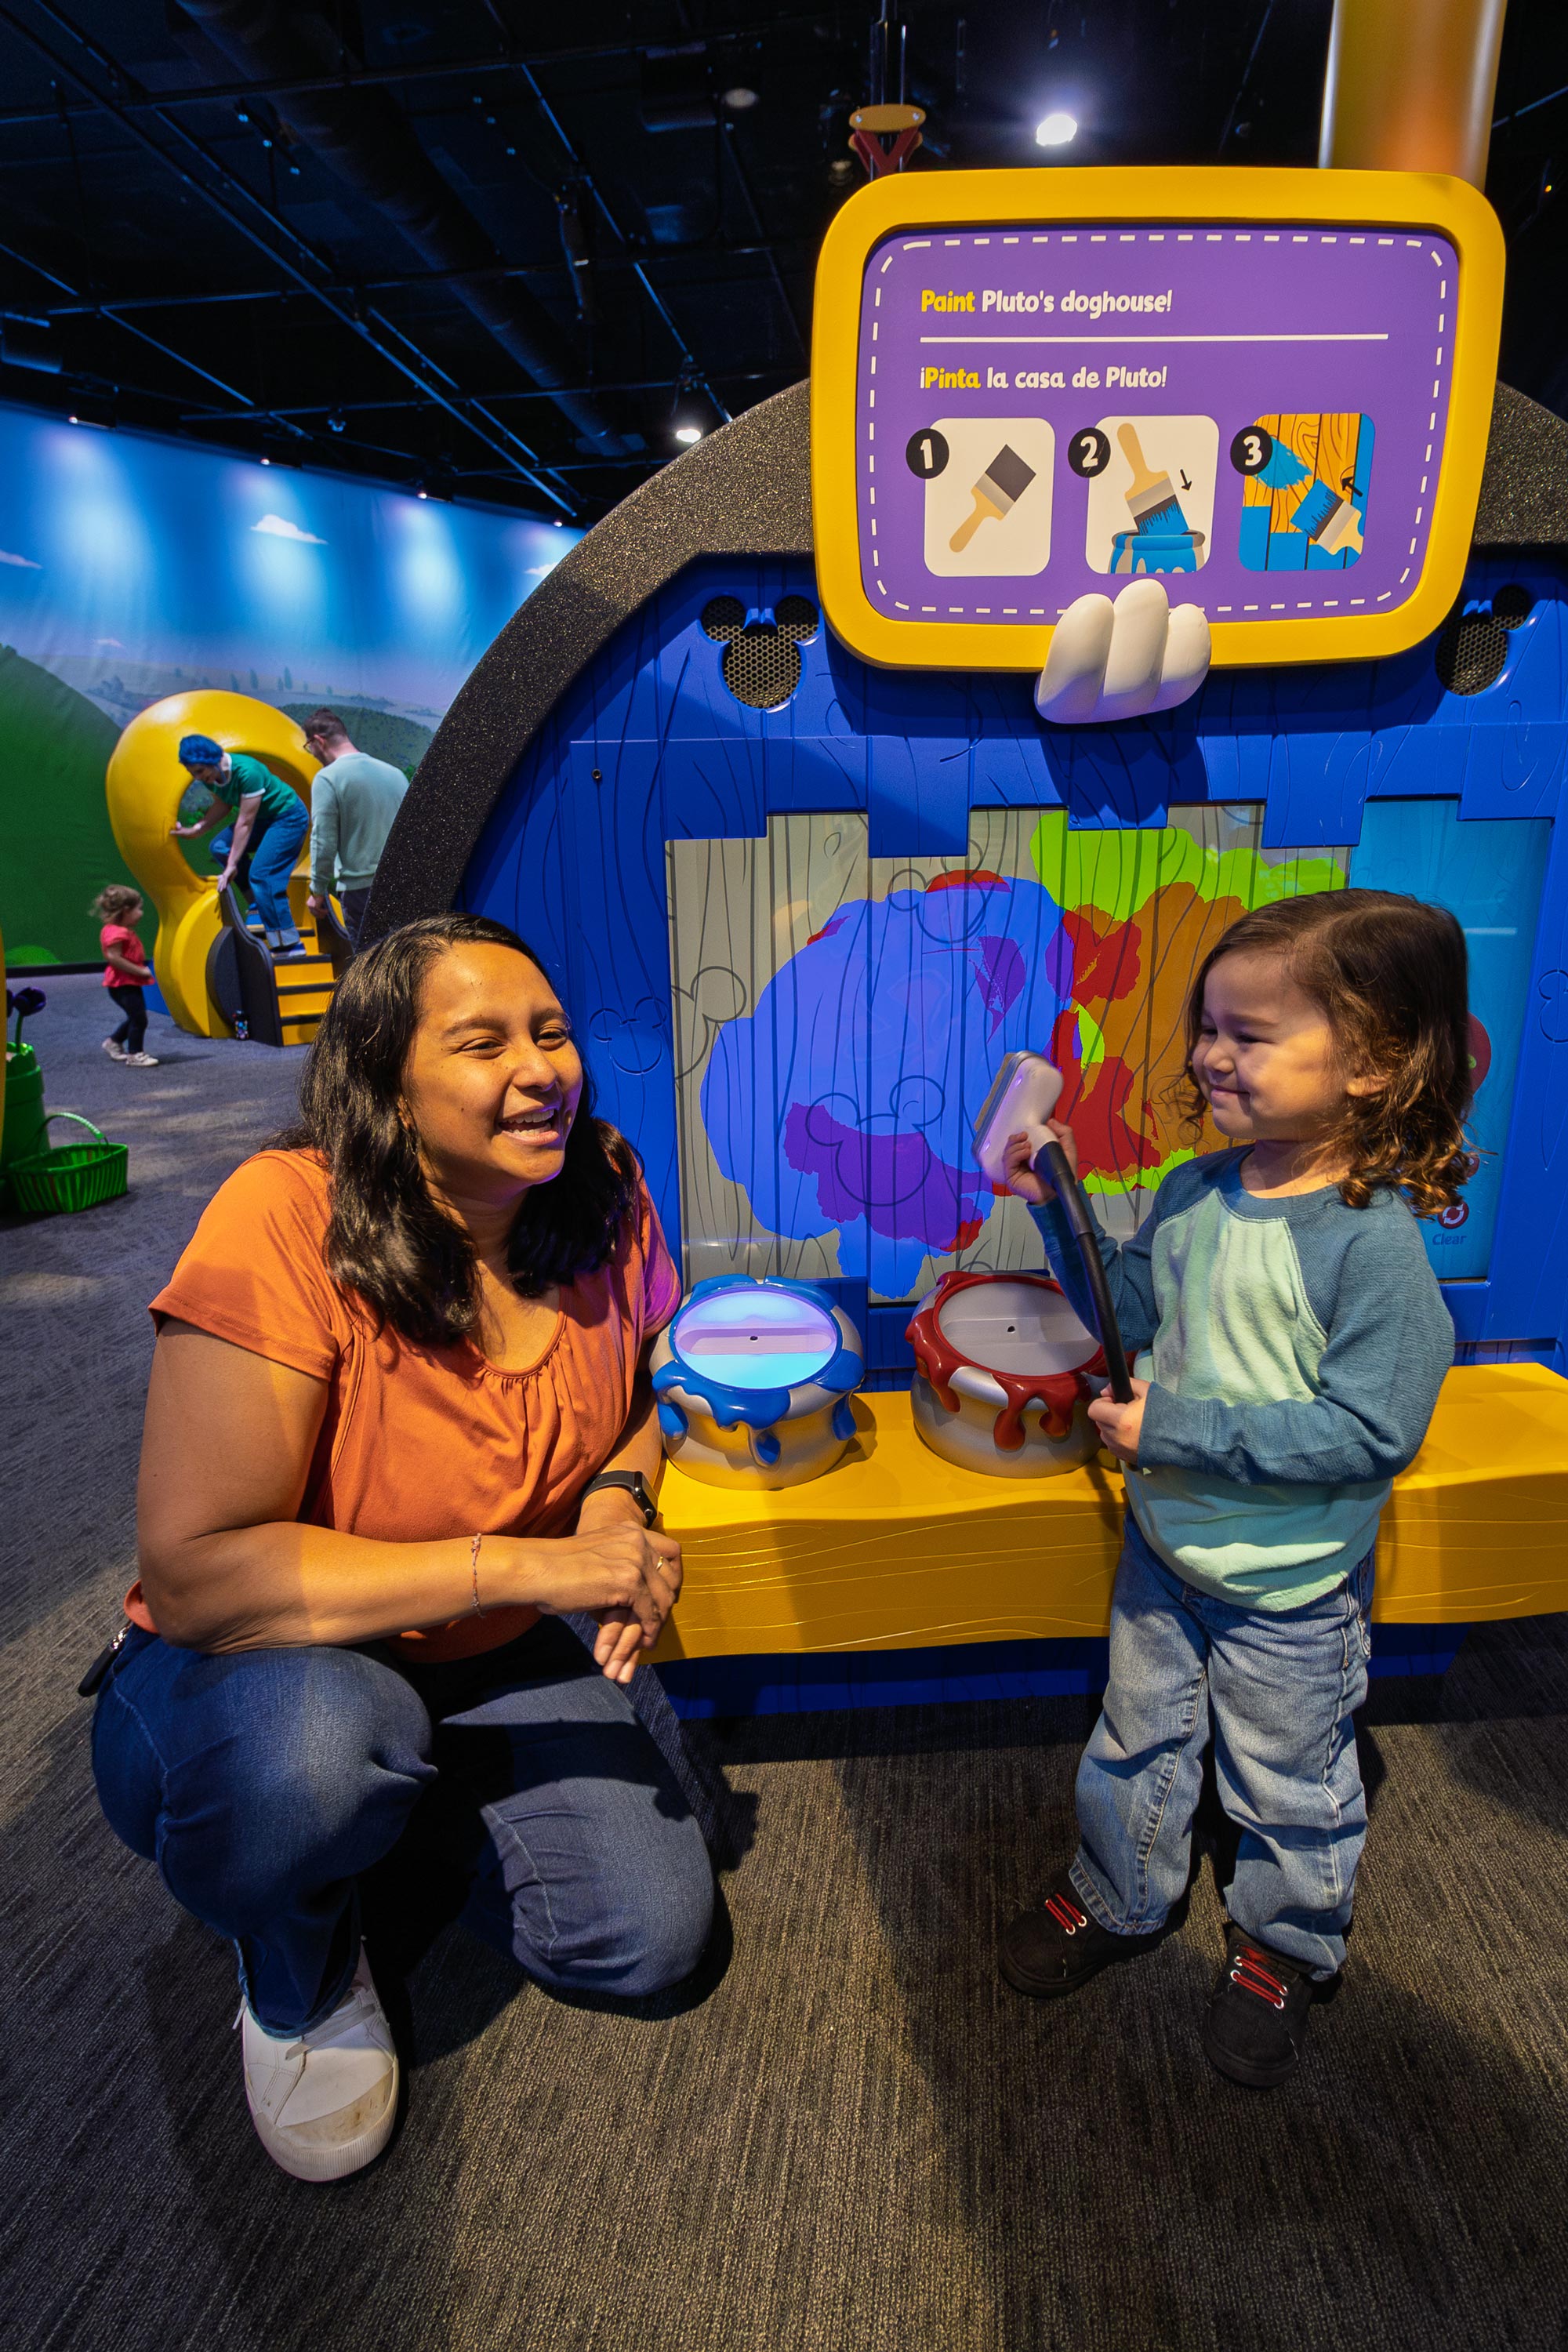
[[949, 444, 1037, 553], [1290, 477, 1364, 556], [1116, 423, 1188, 535]]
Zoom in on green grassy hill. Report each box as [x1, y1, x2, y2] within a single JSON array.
[[0, 646, 133, 964], [281, 704, 434, 780]]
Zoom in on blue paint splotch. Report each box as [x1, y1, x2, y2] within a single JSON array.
[[701, 873, 1075, 1296]]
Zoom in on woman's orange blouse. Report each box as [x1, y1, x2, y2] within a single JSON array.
[[140, 1149, 681, 1662]]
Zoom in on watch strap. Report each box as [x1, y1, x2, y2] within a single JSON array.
[[582, 1471, 657, 1526]]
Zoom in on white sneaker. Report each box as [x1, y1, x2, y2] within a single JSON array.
[[101, 1039, 129, 1061], [239, 1948, 399, 2181], [124, 1051, 160, 1067]]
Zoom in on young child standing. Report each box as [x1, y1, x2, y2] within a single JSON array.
[[93, 885, 159, 1068], [1000, 888, 1469, 2088]]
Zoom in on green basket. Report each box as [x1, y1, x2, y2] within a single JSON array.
[[7, 1112, 129, 1215]]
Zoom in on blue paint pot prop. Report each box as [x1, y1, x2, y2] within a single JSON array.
[[651, 1276, 864, 1488]]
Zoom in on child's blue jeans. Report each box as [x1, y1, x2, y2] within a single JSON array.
[[92, 1617, 714, 2034], [1070, 1512, 1374, 1977]]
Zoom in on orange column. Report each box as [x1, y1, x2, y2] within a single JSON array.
[[1319, 0, 1508, 187]]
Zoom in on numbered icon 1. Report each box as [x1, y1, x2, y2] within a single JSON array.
[[906, 427, 949, 480], [1066, 427, 1112, 480], [1230, 424, 1275, 477]]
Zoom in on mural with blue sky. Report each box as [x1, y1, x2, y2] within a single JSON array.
[[0, 401, 579, 959]]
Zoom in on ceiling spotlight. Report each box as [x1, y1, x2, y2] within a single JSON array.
[[416, 484, 427, 498], [1035, 111, 1078, 148], [327, 408, 346, 434], [553, 516, 564, 527], [674, 423, 703, 445], [722, 87, 760, 111]]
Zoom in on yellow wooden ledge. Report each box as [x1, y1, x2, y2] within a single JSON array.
[[650, 1364, 1568, 1659]]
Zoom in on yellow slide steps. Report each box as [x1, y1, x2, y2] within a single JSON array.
[[106, 690, 324, 1039]]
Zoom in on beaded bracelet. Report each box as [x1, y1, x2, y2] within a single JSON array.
[[470, 1532, 485, 1616]]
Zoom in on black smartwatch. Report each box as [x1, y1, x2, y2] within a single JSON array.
[[580, 1470, 658, 1526]]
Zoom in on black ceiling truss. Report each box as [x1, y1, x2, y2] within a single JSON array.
[[0, 13, 856, 126], [0, 3, 1563, 520], [0, 0, 840, 514], [0, 0, 582, 511]]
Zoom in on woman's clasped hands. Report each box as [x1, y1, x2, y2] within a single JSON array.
[[525, 1496, 684, 1686]]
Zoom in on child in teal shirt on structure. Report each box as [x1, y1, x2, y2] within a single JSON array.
[[999, 888, 1471, 2088]]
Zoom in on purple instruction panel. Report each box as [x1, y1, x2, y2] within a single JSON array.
[[856, 225, 1456, 630]]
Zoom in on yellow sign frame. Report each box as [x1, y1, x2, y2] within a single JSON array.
[[811, 166, 1504, 672]]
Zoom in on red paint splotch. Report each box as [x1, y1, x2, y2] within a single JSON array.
[[1047, 1007, 1163, 1182], [1062, 906, 1144, 1004]]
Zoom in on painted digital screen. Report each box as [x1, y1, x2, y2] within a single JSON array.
[[857, 226, 1453, 634], [670, 1287, 839, 1392], [670, 800, 1544, 1304]]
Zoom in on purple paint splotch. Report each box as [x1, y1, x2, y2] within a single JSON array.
[[972, 935, 1027, 1036], [702, 875, 1076, 1297]]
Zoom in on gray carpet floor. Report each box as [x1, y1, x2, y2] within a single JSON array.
[[3, 976, 1566, 2352]]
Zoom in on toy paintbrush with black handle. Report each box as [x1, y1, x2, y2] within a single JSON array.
[[972, 1051, 1134, 1403]]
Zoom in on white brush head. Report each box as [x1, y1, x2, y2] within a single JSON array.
[[972, 1051, 1065, 1184]]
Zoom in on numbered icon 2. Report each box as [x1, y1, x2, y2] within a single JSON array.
[[1083, 414, 1218, 576], [1066, 426, 1112, 480], [906, 427, 949, 480]]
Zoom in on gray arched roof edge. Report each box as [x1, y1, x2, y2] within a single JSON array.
[[365, 376, 1568, 940], [366, 379, 811, 937]]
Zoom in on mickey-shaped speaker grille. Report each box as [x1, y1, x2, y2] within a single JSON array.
[[702, 594, 819, 710], [1434, 586, 1534, 698]]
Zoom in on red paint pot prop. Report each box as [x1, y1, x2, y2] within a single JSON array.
[[906, 1270, 1105, 1478]]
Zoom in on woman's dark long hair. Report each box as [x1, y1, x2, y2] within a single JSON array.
[[278, 913, 639, 1348]]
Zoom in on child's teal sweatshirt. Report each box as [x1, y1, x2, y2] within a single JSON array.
[[1029, 1151, 1454, 1610]]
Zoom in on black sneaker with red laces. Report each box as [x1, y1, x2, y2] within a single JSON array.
[[1203, 1922, 1336, 2087], [999, 1871, 1163, 1999]]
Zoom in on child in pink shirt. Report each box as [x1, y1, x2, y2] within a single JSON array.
[[93, 884, 158, 1067]]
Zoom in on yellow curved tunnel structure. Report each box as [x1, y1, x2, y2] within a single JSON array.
[[105, 691, 320, 1037]]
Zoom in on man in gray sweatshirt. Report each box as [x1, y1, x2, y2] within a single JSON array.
[[303, 710, 410, 949]]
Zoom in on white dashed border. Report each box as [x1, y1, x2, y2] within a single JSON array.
[[861, 228, 1451, 622]]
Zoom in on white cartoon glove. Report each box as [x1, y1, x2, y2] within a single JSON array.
[[1034, 577, 1210, 726]]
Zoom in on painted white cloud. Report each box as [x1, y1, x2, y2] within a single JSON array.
[[0, 548, 41, 568], [252, 513, 326, 545], [524, 561, 561, 576], [96, 636, 124, 647]]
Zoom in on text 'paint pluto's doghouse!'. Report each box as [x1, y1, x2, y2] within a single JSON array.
[[373, 163, 1568, 1698], [811, 167, 1504, 673]]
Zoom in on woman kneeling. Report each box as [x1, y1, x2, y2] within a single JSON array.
[[93, 914, 713, 2180]]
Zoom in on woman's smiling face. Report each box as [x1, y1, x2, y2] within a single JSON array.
[[400, 942, 584, 1207]]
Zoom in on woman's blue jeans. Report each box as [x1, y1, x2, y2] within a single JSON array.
[[93, 1617, 715, 2034], [211, 799, 307, 944], [1070, 1513, 1374, 1977]]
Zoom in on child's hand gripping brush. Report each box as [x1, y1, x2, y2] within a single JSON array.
[[972, 1051, 1134, 1406]]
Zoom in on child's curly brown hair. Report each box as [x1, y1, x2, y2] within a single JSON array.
[[90, 884, 143, 923], [1174, 888, 1475, 1217]]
